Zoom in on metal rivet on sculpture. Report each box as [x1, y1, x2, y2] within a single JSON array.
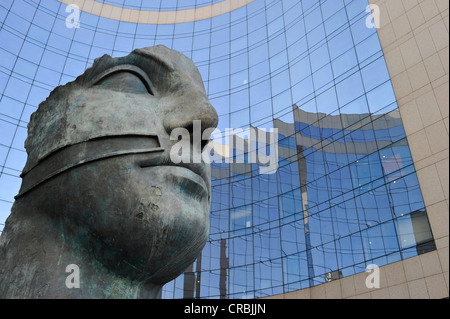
[[0, 46, 218, 299]]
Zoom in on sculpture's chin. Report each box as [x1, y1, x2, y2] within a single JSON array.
[[67, 196, 210, 284], [127, 185, 211, 284], [60, 161, 211, 285]]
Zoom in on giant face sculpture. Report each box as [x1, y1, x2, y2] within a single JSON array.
[[0, 46, 218, 298]]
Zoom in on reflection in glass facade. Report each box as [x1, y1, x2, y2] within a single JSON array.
[[0, 0, 436, 299]]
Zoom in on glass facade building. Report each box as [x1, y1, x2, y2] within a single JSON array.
[[0, 0, 438, 299]]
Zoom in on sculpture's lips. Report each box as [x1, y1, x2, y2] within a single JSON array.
[[140, 159, 210, 201], [168, 166, 209, 200]]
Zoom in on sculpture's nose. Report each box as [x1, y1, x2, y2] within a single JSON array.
[[163, 89, 218, 151]]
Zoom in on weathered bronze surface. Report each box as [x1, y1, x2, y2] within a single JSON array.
[[0, 46, 218, 299]]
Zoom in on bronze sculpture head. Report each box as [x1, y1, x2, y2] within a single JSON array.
[[0, 45, 218, 298]]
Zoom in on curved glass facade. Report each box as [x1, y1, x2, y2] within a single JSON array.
[[0, 0, 435, 299]]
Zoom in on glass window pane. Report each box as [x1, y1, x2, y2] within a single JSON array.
[[336, 72, 364, 106]]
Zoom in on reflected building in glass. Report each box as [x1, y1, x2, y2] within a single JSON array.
[[0, 0, 448, 299]]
